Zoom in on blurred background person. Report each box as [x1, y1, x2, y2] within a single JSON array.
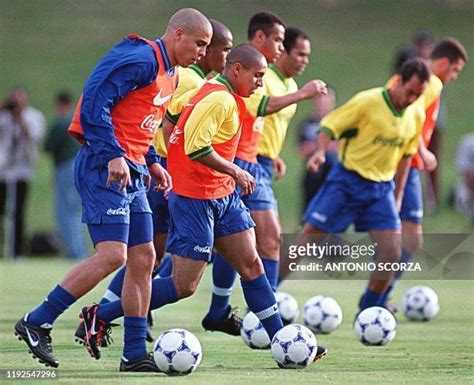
[[0, 88, 45, 258], [392, 31, 433, 73], [297, 88, 337, 213], [44, 91, 88, 259], [454, 133, 474, 225]]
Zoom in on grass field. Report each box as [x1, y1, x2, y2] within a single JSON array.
[[0, 259, 473, 384]]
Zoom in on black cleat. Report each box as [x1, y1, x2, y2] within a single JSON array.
[[201, 306, 242, 336], [314, 345, 328, 361], [146, 310, 154, 343], [119, 352, 161, 372], [80, 305, 113, 360], [74, 320, 114, 348], [14, 315, 59, 368]]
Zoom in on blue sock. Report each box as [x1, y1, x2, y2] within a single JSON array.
[[208, 253, 236, 321], [28, 285, 76, 326], [381, 249, 413, 306], [100, 266, 126, 304], [241, 274, 283, 340], [156, 255, 172, 278], [359, 288, 384, 311], [261, 257, 279, 292], [123, 316, 147, 361], [97, 277, 178, 323], [276, 275, 283, 289]]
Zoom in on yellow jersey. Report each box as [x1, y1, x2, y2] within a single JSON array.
[[320, 87, 424, 182], [153, 64, 207, 157], [258, 64, 298, 159]]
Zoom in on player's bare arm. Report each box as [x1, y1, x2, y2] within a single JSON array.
[[265, 80, 327, 115], [394, 156, 413, 211], [149, 162, 172, 195], [162, 117, 175, 148]]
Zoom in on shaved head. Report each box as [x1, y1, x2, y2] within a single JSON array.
[[225, 44, 266, 70], [166, 8, 212, 35], [209, 19, 232, 46]]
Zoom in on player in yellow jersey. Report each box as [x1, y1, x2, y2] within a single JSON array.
[[381, 38, 468, 311], [301, 59, 429, 312], [206, 15, 328, 332]]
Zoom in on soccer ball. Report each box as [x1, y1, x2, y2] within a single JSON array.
[[401, 286, 439, 321], [354, 306, 397, 346], [240, 312, 271, 349], [275, 292, 299, 325], [271, 324, 317, 369], [153, 328, 202, 376], [303, 295, 343, 334]]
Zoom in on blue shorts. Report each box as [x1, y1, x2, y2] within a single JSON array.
[[255, 155, 278, 210], [147, 156, 170, 234], [400, 167, 423, 224], [75, 146, 152, 244], [166, 191, 255, 261], [234, 157, 275, 211], [304, 164, 400, 232]]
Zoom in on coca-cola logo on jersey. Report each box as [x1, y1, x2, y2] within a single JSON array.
[[140, 114, 162, 133]]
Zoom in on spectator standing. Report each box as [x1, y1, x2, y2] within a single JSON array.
[[0, 88, 45, 258], [454, 133, 474, 225], [44, 91, 88, 259]]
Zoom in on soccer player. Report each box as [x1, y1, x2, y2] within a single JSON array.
[[381, 38, 468, 309], [80, 44, 290, 358], [203, 15, 327, 334], [81, 19, 234, 343], [14, 8, 212, 371], [303, 59, 430, 311]]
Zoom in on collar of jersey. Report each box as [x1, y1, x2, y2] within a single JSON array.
[[189, 64, 207, 79], [382, 88, 405, 117], [215, 75, 236, 93], [155, 39, 175, 76], [269, 64, 289, 89]]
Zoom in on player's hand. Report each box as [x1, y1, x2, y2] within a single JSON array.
[[307, 151, 326, 173], [300, 80, 327, 100], [420, 149, 438, 172], [234, 168, 256, 196], [273, 156, 286, 180], [107, 157, 131, 192], [149, 162, 173, 198]]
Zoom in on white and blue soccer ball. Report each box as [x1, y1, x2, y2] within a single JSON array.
[[153, 328, 202, 376], [271, 324, 318, 369], [275, 292, 300, 325], [303, 295, 343, 334], [354, 306, 397, 346], [402, 286, 439, 321], [240, 312, 271, 349]]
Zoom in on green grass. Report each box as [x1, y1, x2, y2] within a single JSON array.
[[0, 259, 473, 384]]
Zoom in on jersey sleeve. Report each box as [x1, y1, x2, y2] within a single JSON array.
[[320, 93, 364, 139], [243, 88, 269, 118], [183, 93, 229, 159], [166, 88, 198, 124]]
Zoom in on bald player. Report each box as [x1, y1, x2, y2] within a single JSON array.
[[14, 8, 212, 372], [79, 45, 294, 359], [81, 19, 234, 343]]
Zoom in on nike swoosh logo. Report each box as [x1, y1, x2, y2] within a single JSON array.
[[153, 90, 172, 106], [90, 315, 98, 336], [25, 327, 39, 347]]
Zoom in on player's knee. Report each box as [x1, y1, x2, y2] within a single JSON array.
[[239, 254, 264, 281], [174, 278, 199, 299], [382, 244, 402, 262], [403, 234, 423, 254], [258, 235, 280, 257], [128, 245, 156, 274]]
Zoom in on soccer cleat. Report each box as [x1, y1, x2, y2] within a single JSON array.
[[146, 310, 154, 343], [119, 352, 162, 372], [14, 315, 59, 368], [74, 320, 114, 348], [314, 345, 328, 361], [201, 306, 242, 336], [80, 305, 113, 360]]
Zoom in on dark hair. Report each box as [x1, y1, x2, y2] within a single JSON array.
[[431, 37, 468, 63], [248, 11, 285, 40], [400, 58, 430, 83], [55, 90, 72, 105], [283, 26, 309, 53]]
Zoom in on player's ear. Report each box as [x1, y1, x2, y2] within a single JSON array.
[[174, 27, 184, 42], [254, 29, 266, 44], [232, 62, 242, 77]]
